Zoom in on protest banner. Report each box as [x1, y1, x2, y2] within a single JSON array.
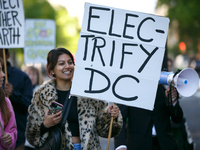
[[24, 19, 56, 64], [0, 0, 24, 48], [0, 0, 25, 98], [71, 2, 170, 111]]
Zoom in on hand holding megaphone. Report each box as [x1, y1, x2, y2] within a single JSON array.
[[164, 85, 181, 107], [159, 68, 199, 97]]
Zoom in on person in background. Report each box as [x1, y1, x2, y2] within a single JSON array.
[[26, 47, 123, 150], [0, 57, 17, 150], [168, 57, 195, 150], [0, 49, 33, 150], [24, 66, 44, 93], [189, 53, 200, 77], [24, 66, 44, 150], [167, 58, 174, 72], [114, 86, 183, 150], [114, 56, 184, 150]]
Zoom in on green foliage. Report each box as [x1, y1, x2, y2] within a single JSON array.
[[23, 0, 56, 19], [54, 5, 80, 54], [156, 0, 200, 56], [12, 0, 80, 68], [23, 0, 80, 54]]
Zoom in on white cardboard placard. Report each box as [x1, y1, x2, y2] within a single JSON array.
[[71, 3, 170, 110], [0, 0, 25, 48]]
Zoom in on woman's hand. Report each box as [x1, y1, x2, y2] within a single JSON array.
[[108, 105, 120, 119], [4, 82, 13, 96], [43, 110, 62, 128], [2, 133, 12, 146], [165, 86, 178, 105]]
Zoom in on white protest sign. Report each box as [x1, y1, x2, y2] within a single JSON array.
[[24, 19, 56, 64], [71, 3, 170, 110], [0, 0, 24, 48]]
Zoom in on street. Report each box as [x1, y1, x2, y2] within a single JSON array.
[[179, 90, 200, 150]]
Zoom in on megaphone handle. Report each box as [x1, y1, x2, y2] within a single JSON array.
[[169, 69, 181, 104], [167, 84, 179, 106], [168, 84, 173, 106]]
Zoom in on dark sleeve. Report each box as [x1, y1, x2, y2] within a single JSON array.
[[40, 122, 50, 136], [169, 101, 183, 124], [158, 84, 183, 124], [10, 74, 33, 107]]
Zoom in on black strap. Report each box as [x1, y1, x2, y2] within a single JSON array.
[[60, 90, 73, 131], [172, 69, 180, 100], [167, 82, 173, 106], [173, 69, 182, 78], [167, 69, 181, 106]]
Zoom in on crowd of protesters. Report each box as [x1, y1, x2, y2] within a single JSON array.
[[0, 48, 190, 150]]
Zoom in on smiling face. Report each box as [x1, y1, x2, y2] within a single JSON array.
[[52, 53, 74, 83], [0, 62, 5, 88]]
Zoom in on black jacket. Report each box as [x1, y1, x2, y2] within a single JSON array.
[[115, 84, 183, 150]]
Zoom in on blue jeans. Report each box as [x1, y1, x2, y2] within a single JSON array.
[[74, 143, 81, 150]]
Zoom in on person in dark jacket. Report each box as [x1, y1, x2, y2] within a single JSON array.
[[0, 49, 33, 150], [114, 83, 183, 150]]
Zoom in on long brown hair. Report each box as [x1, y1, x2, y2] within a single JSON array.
[[0, 58, 10, 125], [0, 88, 10, 125]]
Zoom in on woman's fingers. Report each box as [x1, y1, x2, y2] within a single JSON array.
[[165, 87, 178, 105], [2, 134, 12, 145], [44, 110, 62, 128], [108, 105, 119, 118], [52, 111, 62, 123]]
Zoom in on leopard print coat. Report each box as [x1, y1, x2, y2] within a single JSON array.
[[26, 79, 122, 150]]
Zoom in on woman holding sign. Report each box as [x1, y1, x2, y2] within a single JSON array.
[[26, 48, 122, 150], [0, 58, 17, 150]]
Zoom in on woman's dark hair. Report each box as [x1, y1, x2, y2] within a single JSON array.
[[46, 47, 74, 78], [0, 88, 10, 125], [0, 58, 10, 125]]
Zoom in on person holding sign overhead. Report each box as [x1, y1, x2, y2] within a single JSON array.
[[0, 49, 33, 150], [26, 48, 122, 150], [0, 57, 17, 150], [114, 62, 184, 150]]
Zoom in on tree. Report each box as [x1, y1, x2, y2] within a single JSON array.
[[10, 0, 80, 67], [156, 0, 200, 56], [55, 5, 80, 54]]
